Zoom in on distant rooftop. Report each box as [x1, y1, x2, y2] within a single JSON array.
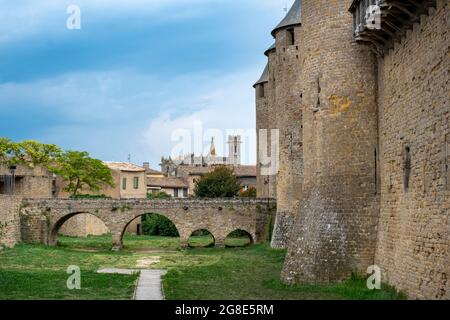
[[271, 0, 302, 37], [104, 162, 145, 172], [147, 177, 189, 189]]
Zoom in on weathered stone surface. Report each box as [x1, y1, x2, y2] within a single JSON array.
[[374, 0, 449, 300], [0, 195, 22, 248], [255, 0, 448, 299], [19, 198, 276, 250]]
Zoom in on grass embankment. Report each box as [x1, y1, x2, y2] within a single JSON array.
[[0, 235, 406, 300]]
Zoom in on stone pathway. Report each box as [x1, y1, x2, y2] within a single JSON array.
[[97, 268, 166, 300], [134, 270, 166, 300]]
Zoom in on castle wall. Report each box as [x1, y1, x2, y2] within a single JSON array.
[[256, 81, 270, 198], [267, 49, 278, 199], [375, 1, 449, 300], [271, 25, 304, 249], [282, 0, 379, 283], [0, 195, 22, 248]]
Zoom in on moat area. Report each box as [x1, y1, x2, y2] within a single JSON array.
[[0, 235, 404, 300]]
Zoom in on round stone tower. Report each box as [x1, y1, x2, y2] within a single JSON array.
[[265, 43, 278, 200], [270, 0, 304, 249], [254, 66, 270, 198], [281, 0, 379, 283]]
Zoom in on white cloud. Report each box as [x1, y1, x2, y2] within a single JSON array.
[[142, 69, 258, 168]]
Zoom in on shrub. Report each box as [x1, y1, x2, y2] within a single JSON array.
[[141, 214, 179, 237], [147, 191, 171, 200], [194, 166, 240, 198]]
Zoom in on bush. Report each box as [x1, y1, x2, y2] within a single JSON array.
[[240, 187, 257, 198], [70, 194, 112, 200], [194, 166, 240, 198], [141, 214, 179, 237], [147, 191, 171, 199]]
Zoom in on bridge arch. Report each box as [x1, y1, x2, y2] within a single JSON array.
[[224, 229, 254, 247], [187, 229, 216, 248], [117, 212, 183, 250], [49, 211, 109, 246]]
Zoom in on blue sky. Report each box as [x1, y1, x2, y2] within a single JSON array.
[[0, 0, 293, 169]]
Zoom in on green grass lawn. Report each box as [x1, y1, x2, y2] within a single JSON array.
[[0, 235, 406, 300]]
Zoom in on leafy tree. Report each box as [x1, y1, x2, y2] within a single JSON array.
[[240, 186, 257, 198], [194, 166, 240, 198], [0, 138, 21, 165], [147, 191, 172, 200], [141, 214, 179, 237], [17, 140, 62, 169], [54, 151, 114, 197]]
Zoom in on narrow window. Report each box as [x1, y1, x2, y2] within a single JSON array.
[[122, 177, 127, 190], [183, 188, 188, 198], [403, 146, 411, 192], [133, 177, 139, 189], [287, 28, 295, 45], [374, 148, 378, 195], [446, 134, 450, 190], [174, 188, 179, 198], [258, 84, 265, 98]]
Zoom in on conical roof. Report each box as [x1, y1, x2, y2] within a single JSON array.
[[253, 63, 269, 88], [271, 0, 302, 37], [264, 43, 276, 56]]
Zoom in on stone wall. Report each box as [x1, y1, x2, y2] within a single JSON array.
[[375, 1, 449, 300], [58, 213, 110, 237], [281, 0, 380, 283], [271, 24, 304, 249], [0, 195, 22, 248]]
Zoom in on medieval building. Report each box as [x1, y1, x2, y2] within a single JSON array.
[[255, 0, 449, 299]]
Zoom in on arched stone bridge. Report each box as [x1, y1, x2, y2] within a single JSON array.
[[19, 198, 276, 250]]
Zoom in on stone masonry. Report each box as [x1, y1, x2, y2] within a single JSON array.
[[254, 0, 449, 299], [0, 195, 22, 248], [19, 198, 275, 250]]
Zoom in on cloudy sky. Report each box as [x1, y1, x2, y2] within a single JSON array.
[[0, 0, 293, 169]]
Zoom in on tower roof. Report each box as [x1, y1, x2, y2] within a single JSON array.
[[208, 137, 217, 157], [271, 0, 302, 37], [253, 63, 269, 88], [264, 43, 276, 56]]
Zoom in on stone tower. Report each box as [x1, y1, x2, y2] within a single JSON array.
[[270, 0, 303, 248], [227, 135, 241, 165], [254, 64, 270, 198], [281, 0, 379, 283]]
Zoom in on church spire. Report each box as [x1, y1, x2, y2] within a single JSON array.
[[209, 137, 217, 157]]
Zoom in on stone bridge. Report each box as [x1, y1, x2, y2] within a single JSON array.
[[19, 198, 276, 250]]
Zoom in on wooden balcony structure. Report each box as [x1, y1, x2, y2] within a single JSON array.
[[349, 0, 438, 55]]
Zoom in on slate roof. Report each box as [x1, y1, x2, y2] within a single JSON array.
[[271, 0, 302, 36], [253, 63, 269, 88]]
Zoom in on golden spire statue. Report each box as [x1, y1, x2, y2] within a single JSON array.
[[209, 137, 217, 157]]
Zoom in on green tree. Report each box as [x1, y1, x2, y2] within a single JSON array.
[[17, 140, 62, 169], [0, 138, 21, 165], [141, 214, 179, 237], [54, 151, 114, 197], [194, 166, 240, 198]]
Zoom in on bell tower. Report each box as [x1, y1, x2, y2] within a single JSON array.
[[227, 135, 241, 165]]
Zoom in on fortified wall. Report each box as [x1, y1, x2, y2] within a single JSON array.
[[255, 0, 449, 299], [0, 195, 22, 248]]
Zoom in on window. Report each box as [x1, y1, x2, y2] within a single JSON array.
[[403, 146, 411, 192], [133, 177, 139, 189], [122, 177, 127, 190], [174, 188, 179, 198], [258, 84, 265, 98], [287, 28, 295, 45], [183, 188, 188, 198], [446, 134, 450, 190]]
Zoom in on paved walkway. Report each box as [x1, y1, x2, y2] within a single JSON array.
[[97, 268, 166, 300]]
